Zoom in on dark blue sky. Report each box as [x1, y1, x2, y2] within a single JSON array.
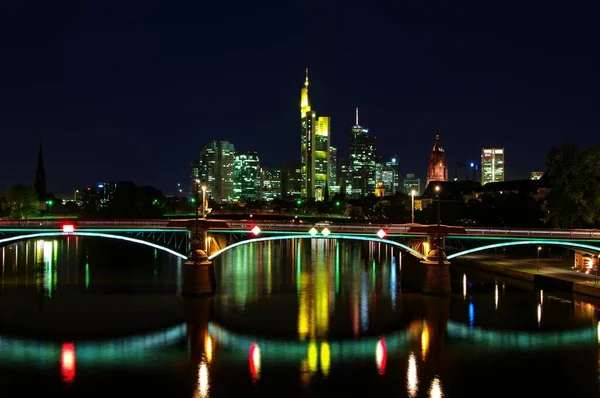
[[0, 1, 598, 194]]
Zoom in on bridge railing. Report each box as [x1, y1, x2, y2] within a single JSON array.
[[464, 227, 600, 238], [0, 219, 171, 228]]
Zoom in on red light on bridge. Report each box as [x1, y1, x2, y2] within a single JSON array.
[[62, 224, 75, 233], [251, 226, 261, 236], [377, 229, 387, 239], [60, 342, 76, 385]]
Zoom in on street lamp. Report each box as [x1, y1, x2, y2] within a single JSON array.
[[537, 246, 542, 270], [435, 185, 441, 250], [410, 189, 416, 224], [46, 200, 54, 216], [194, 179, 200, 241], [201, 185, 207, 218]]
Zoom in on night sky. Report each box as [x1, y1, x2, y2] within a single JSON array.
[[1, 2, 598, 195]]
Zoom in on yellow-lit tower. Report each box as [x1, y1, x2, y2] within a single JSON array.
[[300, 68, 330, 200]]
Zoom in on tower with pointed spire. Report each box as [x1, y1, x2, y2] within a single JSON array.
[[34, 141, 47, 200], [300, 68, 330, 200], [426, 134, 448, 187], [349, 107, 377, 196]]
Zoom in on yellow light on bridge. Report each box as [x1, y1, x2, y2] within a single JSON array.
[[251, 226, 261, 236], [309, 227, 318, 237], [321, 227, 331, 237], [377, 229, 386, 239]]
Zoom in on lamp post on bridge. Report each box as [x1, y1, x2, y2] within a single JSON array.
[[410, 189, 416, 224], [201, 185, 207, 219], [435, 185, 441, 250]]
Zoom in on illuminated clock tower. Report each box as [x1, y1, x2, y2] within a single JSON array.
[[426, 134, 448, 187]]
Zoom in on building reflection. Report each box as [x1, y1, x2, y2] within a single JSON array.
[[407, 351, 419, 398], [60, 342, 76, 385]]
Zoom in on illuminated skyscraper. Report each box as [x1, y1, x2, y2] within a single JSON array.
[[199, 140, 236, 202], [260, 167, 282, 201], [349, 108, 376, 196], [481, 148, 504, 185], [426, 134, 448, 187], [329, 146, 338, 193], [300, 68, 330, 200], [233, 151, 260, 201]]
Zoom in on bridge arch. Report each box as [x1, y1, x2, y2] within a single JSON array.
[[0, 232, 188, 260], [207, 234, 426, 260], [447, 240, 600, 260]]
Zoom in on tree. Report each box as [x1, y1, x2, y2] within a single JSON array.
[[4, 185, 39, 219], [545, 144, 600, 228]]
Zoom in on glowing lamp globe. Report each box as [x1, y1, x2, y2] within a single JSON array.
[[377, 229, 386, 239], [308, 227, 318, 237], [321, 227, 331, 237], [63, 224, 75, 233], [251, 226, 261, 236]]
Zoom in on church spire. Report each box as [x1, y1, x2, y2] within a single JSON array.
[[34, 140, 47, 200]]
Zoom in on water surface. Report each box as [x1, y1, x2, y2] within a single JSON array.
[[0, 236, 597, 397]]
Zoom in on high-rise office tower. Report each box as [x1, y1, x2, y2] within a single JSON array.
[[199, 140, 236, 203], [329, 146, 339, 193], [404, 173, 421, 195], [481, 148, 505, 185], [426, 134, 448, 187], [282, 162, 302, 200], [381, 156, 400, 194], [300, 68, 330, 200], [34, 142, 47, 200], [233, 151, 260, 201], [260, 167, 282, 201], [349, 108, 376, 196]]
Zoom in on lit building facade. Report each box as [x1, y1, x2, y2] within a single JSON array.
[[481, 148, 504, 185], [377, 156, 400, 195], [199, 140, 236, 203], [97, 182, 118, 208], [260, 167, 282, 201], [349, 108, 376, 196], [282, 162, 302, 200], [530, 171, 544, 180], [426, 134, 448, 187], [233, 151, 260, 201], [404, 173, 421, 195], [329, 146, 338, 193], [300, 69, 331, 201]]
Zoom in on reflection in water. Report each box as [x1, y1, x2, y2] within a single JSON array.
[[375, 338, 386, 375], [196, 359, 209, 398], [537, 303, 542, 327], [421, 323, 430, 360], [430, 376, 443, 398], [249, 343, 261, 382], [60, 342, 76, 385], [494, 281, 499, 310], [462, 273, 467, 299], [407, 351, 418, 398], [205, 333, 213, 364], [468, 302, 475, 327]]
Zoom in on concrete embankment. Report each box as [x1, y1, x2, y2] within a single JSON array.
[[452, 257, 600, 299]]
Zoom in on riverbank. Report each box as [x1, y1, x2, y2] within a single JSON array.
[[453, 255, 600, 299]]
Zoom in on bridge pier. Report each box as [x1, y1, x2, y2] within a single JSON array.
[[421, 234, 451, 295]]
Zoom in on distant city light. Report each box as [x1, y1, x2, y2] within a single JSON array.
[[377, 229, 387, 239]]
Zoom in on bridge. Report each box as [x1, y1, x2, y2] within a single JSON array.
[[1, 219, 600, 294]]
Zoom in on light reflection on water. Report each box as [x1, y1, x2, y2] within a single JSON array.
[[0, 238, 599, 396]]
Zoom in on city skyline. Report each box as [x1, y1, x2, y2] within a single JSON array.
[[1, 2, 598, 194]]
